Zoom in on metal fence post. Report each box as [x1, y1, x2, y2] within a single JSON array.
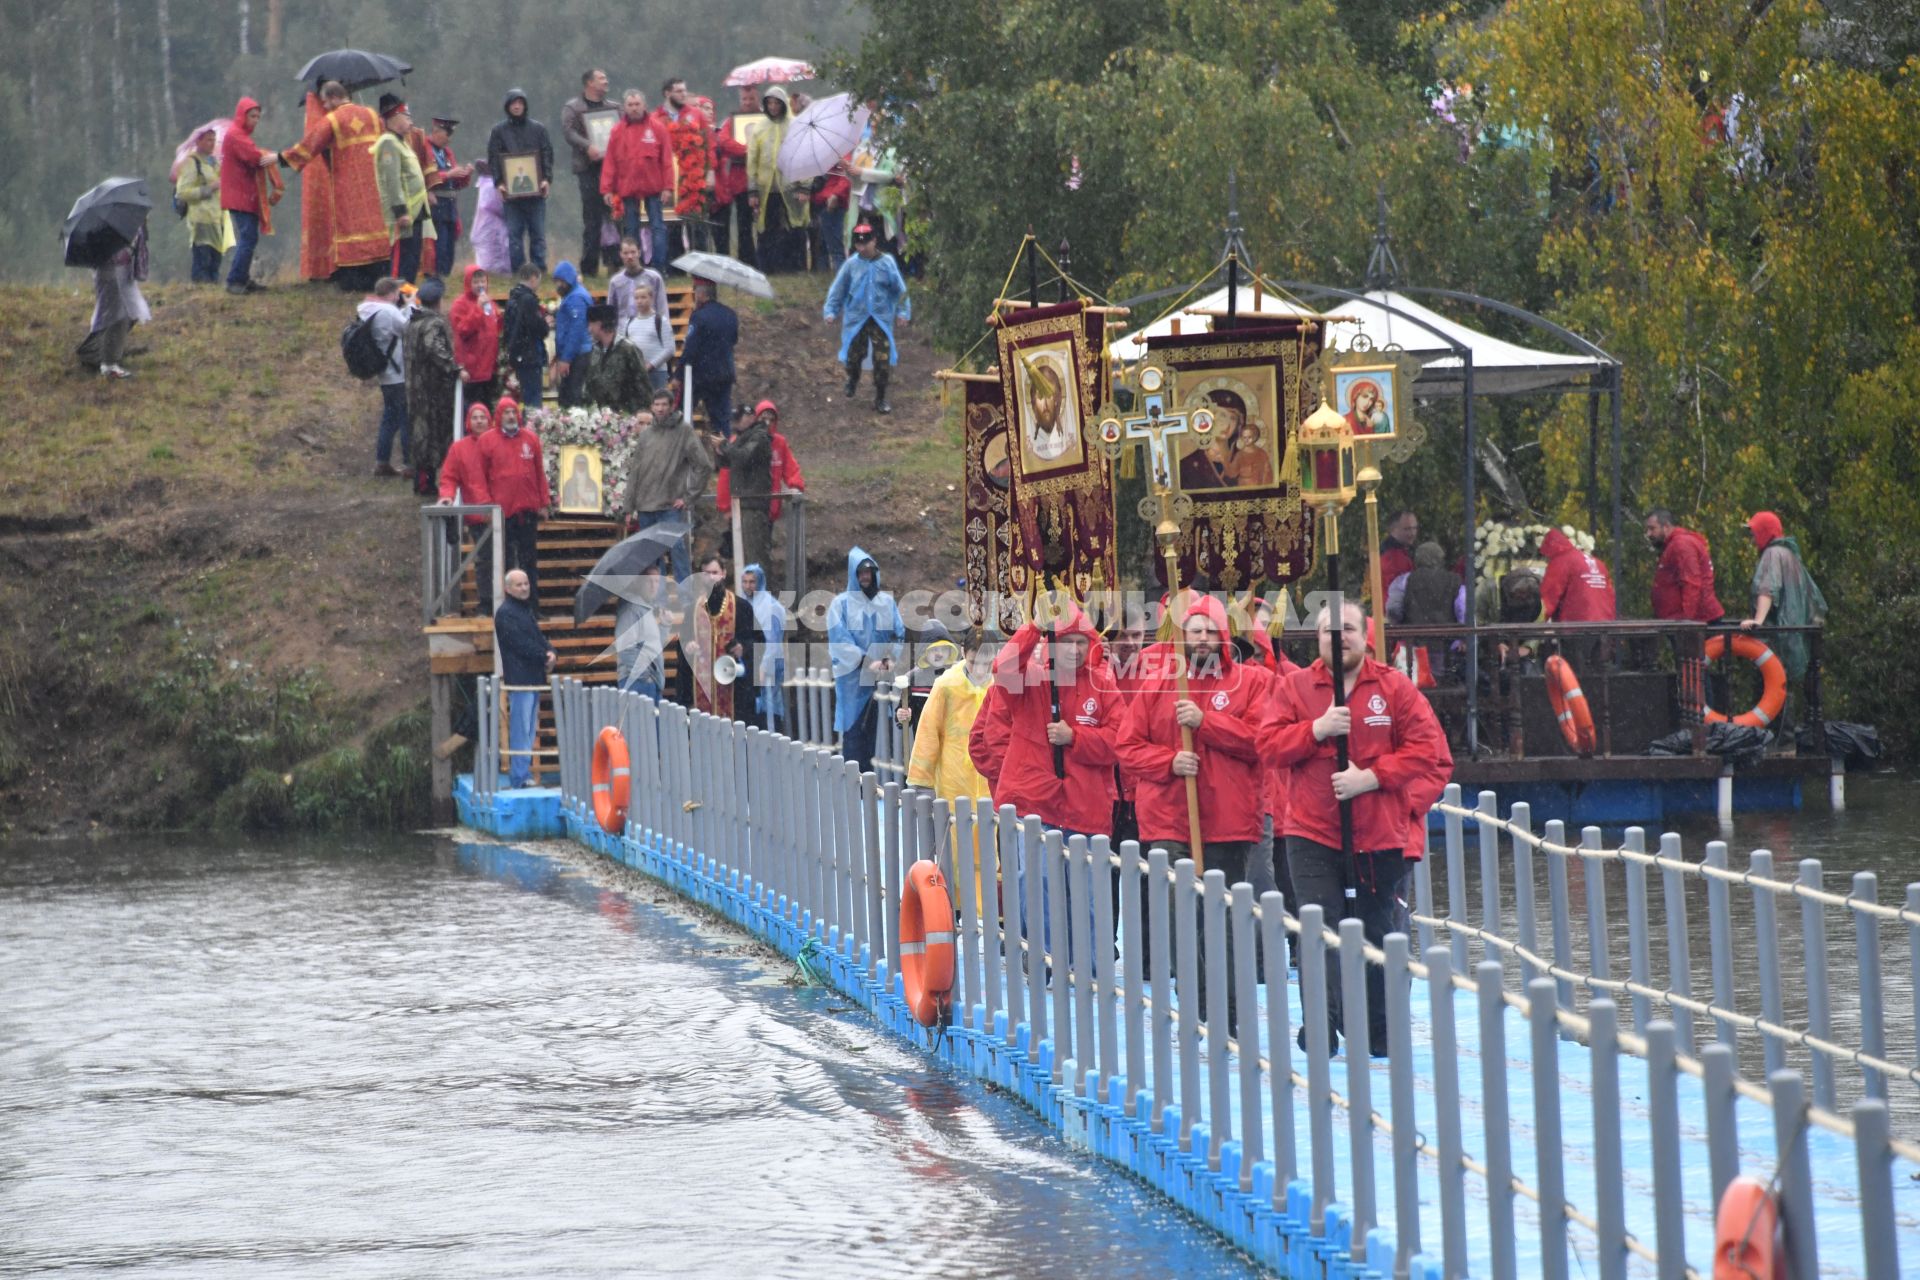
[[1853, 872, 1887, 1102], [1023, 816, 1048, 1051], [1659, 832, 1696, 1053], [998, 806, 1024, 1035], [1047, 827, 1070, 1084], [1073, 835, 1098, 1097], [955, 798, 981, 1031], [1545, 819, 1575, 1014], [1175, 857, 1201, 1152], [1645, 1021, 1688, 1277], [1149, 847, 1174, 1131], [1231, 882, 1261, 1192], [1581, 826, 1611, 992], [1510, 800, 1538, 974], [1751, 850, 1785, 1077], [1797, 859, 1836, 1109], [1588, 998, 1628, 1280], [862, 773, 884, 981], [1706, 840, 1737, 1055], [1204, 868, 1231, 1172], [1300, 903, 1334, 1235], [1623, 827, 1651, 1032], [1528, 977, 1569, 1280], [977, 800, 1003, 1028], [1852, 1098, 1901, 1280], [1908, 883, 1920, 1072], [1384, 934, 1420, 1275], [1477, 959, 1517, 1280], [1262, 891, 1297, 1204], [1121, 841, 1146, 1115], [1770, 1069, 1819, 1280], [1339, 917, 1376, 1258], [1443, 783, 1468, 974], [1700, 1042, 1739, 1212], [1477, 790, 1501, 974], [1426, 946, 1468, 1278], [1093, 836, 1120, 1106], [881, 782, 903, 971]]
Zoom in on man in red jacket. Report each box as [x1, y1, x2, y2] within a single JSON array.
[[1540, 529, 1617, 622], [448, 264, 500, 410], [1116, 593, 1266, 1029], [1268, 599, 1452, 1055], [437, 400, 497, 612], [1646, 508, 1725, 624], [712, 85, 762, 266], [478, 396, 551, 612], [969, 599, 1123, 948], [601, 90, 673, 269], [219, 96, 280, 294]]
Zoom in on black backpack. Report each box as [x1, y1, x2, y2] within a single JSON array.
[[341, 313, 399, 380]]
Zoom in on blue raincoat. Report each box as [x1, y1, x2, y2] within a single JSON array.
[[551, 260, 591, 363], [825, 546, 903, 732], [823, 252, 911, 365], [743, 562, 788, 727]]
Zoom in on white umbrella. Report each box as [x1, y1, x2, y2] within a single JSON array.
[[672, 251, 775, 300], [724, 56, 816, 87], [777, 92, 868, 183]]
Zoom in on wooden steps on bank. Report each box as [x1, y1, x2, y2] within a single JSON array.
[[422, 515, 679, 770]]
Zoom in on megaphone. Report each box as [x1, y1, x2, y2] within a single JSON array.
[[713, 654, 740, 685]]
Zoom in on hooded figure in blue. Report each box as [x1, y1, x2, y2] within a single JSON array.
[[550, 260, 592, 407], [826, 545, 903, 772], [742, 562, 787, 729], [823, 224, 911, 414]]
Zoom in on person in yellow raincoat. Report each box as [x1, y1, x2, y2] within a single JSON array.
[[745, 85, 810, 272], [905, 631, 995, 904]]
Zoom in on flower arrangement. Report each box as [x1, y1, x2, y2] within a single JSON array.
[[526, 405, 647, 516], [1472, 522, 1597, 620]]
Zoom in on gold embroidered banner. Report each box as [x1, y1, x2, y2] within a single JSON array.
[[961, 376, 1020, 632], [994, 300, 1117, 600], [1146, 319, 1323, 591]]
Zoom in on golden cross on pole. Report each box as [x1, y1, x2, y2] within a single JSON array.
[[1099, 357, 1214, 864]]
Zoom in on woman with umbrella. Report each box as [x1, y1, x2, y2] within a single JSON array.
[[65, 178, 152, 379], [172, 124, 232, 283], [746, 87, 809, 273]]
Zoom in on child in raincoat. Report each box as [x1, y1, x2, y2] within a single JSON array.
[[905, 628, 995, 908]]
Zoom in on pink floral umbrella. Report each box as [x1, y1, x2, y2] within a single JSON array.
[[723, 56, 816, 87], [170, 118, 231, 182]]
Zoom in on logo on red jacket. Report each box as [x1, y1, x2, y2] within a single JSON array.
[[1210, 691, 1230, 710], [1082, 697, 1097, 715], [1364, 692, 1393, 728]]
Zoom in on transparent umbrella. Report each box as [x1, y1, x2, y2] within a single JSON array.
[[777, 93, 869, 183], [671, 252, 775, 300]]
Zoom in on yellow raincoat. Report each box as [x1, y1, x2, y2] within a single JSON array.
[[906, 663, 992, 803], [746, 85, 810, 234]]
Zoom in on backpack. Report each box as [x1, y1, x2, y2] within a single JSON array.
[[170, 185, 190, 218], [341, 313, 399, 380]]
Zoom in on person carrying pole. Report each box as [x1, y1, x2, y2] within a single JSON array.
[[1266, 598, 1452, 1056]]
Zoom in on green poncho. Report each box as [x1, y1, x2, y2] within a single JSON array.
[[1752, 536, 1828, 679]]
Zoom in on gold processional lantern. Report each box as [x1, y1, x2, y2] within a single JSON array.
[[1296, 398, 1358, 510]]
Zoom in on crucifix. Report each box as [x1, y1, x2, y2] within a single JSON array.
[[1098, 356, 1215, 863]]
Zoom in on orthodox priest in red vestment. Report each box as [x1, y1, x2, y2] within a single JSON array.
[[282, 85, 390, 282]]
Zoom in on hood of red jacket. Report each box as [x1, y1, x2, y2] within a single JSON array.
[[1176, 592, 1234, 661], [995, 599, 1105, 678], [464, 401, 493, 434], [1747, 510, 1783, 549], [1541, 529, 1577, 559], [233, 97, 260, 133], [463, 263, 489, 296], [495, 396, 522, 433]]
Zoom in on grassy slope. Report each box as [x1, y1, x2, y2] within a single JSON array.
[[0, 271, 961, 835]]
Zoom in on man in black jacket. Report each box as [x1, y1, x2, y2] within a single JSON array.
[[560, 68, 616, 277], [677, 278, 739, 437], [712, 400, 774, 570], [486, 88, 554, 273], [494, 569, 556, 788], [500, 262, 549, 407]]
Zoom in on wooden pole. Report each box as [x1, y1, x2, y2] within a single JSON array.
[[1359, 444, 1388, 662], [1160, 510, 1205, 871]]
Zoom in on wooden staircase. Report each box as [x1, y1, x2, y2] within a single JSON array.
[[426, 515, 680, 777]]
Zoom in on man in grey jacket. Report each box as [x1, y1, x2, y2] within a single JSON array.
[[561, 68, 616, 277], [357, 277, 411, 476], [621, 389, 714, 581]]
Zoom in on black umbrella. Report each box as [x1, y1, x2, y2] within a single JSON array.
[[573, 522, 694, 626], [62, 177, 150, 268], [296, 49, 412, 93]]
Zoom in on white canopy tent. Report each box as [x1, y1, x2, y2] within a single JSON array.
[[1110, 285, 1607, 395]]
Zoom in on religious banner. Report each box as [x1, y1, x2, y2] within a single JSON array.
[[1144, 319, 1323, 591], [994, 300, 1118, 600], [961, 375, 1020, 631]]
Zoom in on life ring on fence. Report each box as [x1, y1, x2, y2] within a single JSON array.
[[1545, 655, 1597, 756], [591, 726, 631, 834], [1702, 633, 1789, 729], [1713, 1174, 1783, 1279], [898, 860, 956, 1028]]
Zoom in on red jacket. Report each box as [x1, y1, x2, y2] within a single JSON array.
[[1268, 657, 1452, 858], [968, 613, 1123, 836], [1117, 627, 1268, 846], [600, 115, 673, 201], [220, 96, 270, 214], [812, 172, 851, 209], [1249, 649, 1301, 824], [449, 265, 501, 383], [1540, 530, 1617, 622], [712, 114, 756, 205], [439, 433, 493, 525], [1379, 541, 1415, 590], [1651, 526, 1725, 623], [717, 426, 806, 519], [478, 426, 550, 519]]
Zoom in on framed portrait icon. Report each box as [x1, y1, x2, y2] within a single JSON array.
[[583, 110, 619, 156], [1328, 362, 1402, 444], [556, 446, 605, 515], [500, 152, 542, 200]]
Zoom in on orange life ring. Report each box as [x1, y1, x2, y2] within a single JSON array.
[[898, 860, 956, 1027], [1545, 655, 1597, 756], [1703, 633, 1789, 729], [1713, 1174, 1782, 1279], [591, 726, 631, 834]]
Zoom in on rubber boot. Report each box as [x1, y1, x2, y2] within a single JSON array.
[[843, 363, 860, 398], [873, 363, 892, 415]]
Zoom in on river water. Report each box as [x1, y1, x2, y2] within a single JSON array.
[[0, 832, 1254, 1278]]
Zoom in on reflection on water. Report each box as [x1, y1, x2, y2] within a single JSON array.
[[0, 834, 1255, 1278]]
